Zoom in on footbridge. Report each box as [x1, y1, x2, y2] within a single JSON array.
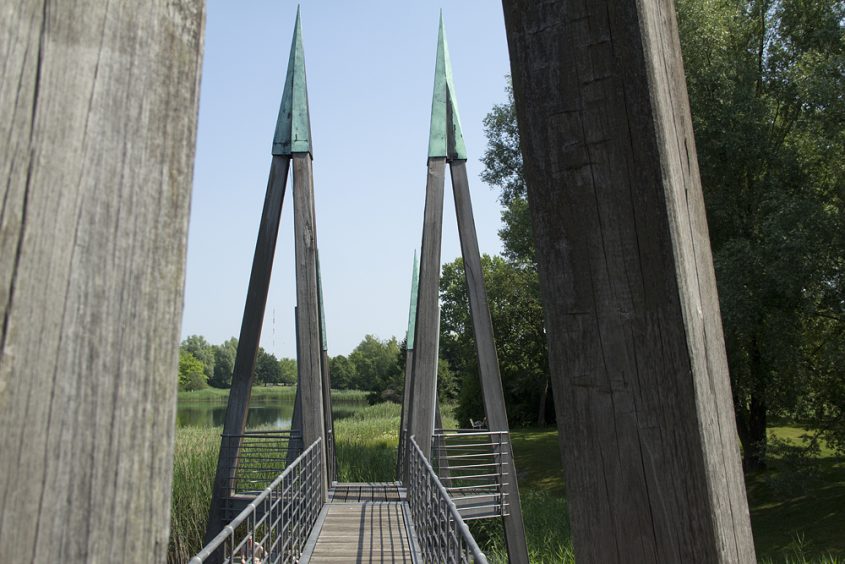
[[192, 435, 495, 563], [194, 11, 527, 564]]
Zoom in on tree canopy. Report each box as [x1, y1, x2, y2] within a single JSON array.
[[476, 0, 844, 467]]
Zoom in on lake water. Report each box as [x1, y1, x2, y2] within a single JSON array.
[[176, 396, 367, 429]]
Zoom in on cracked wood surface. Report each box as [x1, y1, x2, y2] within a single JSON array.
[[0, 1, 204, 560], [502, 0, 755, 562]]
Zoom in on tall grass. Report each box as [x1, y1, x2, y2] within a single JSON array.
[[471, 490, 574, 563], [169, 427, 219, 563], [335, 402, 402, 482]]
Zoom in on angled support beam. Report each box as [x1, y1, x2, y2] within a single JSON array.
[[451, 160, 529, 563], [502, 0, 756, 561], [317, 254, 337, 483], [405, 157, 446, 469], [287, 306, 303, 465], [206, 9, 327, 545], [397, 253, 419, 478], [292, 152, 327, 497], [205, 155, 290, 545]]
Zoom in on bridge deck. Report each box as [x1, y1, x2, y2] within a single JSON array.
[[302, 483, 418, 563]]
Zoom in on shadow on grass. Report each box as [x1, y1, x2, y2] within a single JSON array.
[[748, 456, 845, 562]]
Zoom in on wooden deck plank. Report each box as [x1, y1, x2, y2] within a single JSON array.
[[305, 488, 416, 564]]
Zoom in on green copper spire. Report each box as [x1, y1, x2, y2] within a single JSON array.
[[427, 12, 467, 161], [273, 7, 312, 156], [406, 251, 420, 350]]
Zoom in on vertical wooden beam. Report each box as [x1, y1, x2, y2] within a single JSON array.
[[316, 254, 336, 482], [501, 1, 756, 561], [0, 1, 204, 560], [398, 348, 415, 474], [450, 161, 529, 563], [397, 253, 419, 477], [405, 158, 447, 464], [292, 152, 327, 494], [205, 155, 291, 543], [287, 306, 303, 464]]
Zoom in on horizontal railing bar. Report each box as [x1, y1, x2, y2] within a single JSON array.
[[452, 494, 503, 502], [434, 430, 507, 436], [439, 473, 503, 481], [432, 443, 509, 450], [446, 484, 502, 492], [437, 452, 503, 460], [441, 462, 500, 470]]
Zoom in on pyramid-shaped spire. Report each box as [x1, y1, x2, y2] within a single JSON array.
[[273, 7, 312, 156], [406, 251, 420, 350], [428, 13, 467, 161]]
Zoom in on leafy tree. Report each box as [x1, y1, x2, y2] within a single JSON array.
[[181, 335, 215, 382], [349, 335, 403, 403], [178, 350, 207, 391], [480, 1, 845, 465], [254, 348, 281, 386], [480, 83, 533, 267], [440, 256, 550, 427], [330, 354, 357, 390], [675, 0, 845, 468], [210, 337, 237, 388], [278, 357, 297, 385]]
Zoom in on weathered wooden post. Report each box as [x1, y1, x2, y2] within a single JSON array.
[[317, 254, 337, 482], [397, 252, 420, 477], [501, 1, 756, 561], [0, 1, 203, 560], [405, 15, 530, 562], [205, 8, 327, 545]]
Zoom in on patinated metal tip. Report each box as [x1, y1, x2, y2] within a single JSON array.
[[427, 14, 467, 161], [406, 251, 420, 350], [272, 7, 312, 156]]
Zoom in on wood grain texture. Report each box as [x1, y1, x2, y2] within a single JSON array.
[[0, 1, 204, 560], [309, 503, 413, 563], [501, 1, 755, 562], [397, 349, 414, 477], [450, 161, 529, 563], [293, 153, 327, 494], [205, 156, 290, 544], [405, 158, 446, 465]]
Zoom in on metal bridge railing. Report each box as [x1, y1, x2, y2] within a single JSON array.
[[432, 429, 511, 521], [222, 429, 303, 496], [191, 438, 322, 564], [408, 436, 488, 564]]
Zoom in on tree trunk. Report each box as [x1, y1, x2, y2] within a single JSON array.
[[0, 2, 204, 561], [739, 336, 768, 471], [537, 378, 549, 426], [502, 0, 756, 562]]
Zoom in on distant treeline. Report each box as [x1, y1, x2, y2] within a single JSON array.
[[177, 334, 458, 408]]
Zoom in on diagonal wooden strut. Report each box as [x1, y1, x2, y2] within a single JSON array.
[[204, 155, 290, 546], [402, 14, 530, 563]]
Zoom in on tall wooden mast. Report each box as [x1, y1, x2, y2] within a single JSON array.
[[404, 14, 530, 563], [502, 0, 756, 561], [205, 8, 326, 545]]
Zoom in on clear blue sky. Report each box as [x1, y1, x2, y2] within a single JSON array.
[[182, 1, 512, 358]]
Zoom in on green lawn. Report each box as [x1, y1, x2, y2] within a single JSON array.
[[505, 426, 845, 563]]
